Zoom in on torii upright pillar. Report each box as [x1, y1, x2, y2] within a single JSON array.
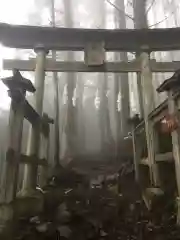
[[140, 51, 160, 187], [22, 46, 48, 195]]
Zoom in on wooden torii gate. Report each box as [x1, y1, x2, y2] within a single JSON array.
[[1, 23, 180, 236]]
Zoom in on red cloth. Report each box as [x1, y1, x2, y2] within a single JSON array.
[[161, 114, 179, 133]]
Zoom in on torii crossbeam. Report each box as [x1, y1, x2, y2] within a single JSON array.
[[3, 59, 180, 73], [1, 23, 180, 51]]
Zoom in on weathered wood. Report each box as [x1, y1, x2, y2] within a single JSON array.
[[6, 151, 48, 166], [3, 59, 180, 73], [38, 136, 49, 187], [168, 90, 180, 224], [132, 130, 141, 181], [134, 120, 145, 135], [156, 70, 180, 224], [150, 108, 168, 124], [0, 71, 35, 203], [140, 52, 160, 186], [155, 152, 174, 162], [133, 0, 148, 118], [38, 114, 53, 187], [128, 115, 143, 181], [133, 93, 180, 136], [139, 157, 149, 166], [2, 101, 24, 203], [24, 100, 40, 125], [1, 70, 35, 93], [22, 48, 47, 193], [20, 154, 48, 166], [15, 100, 52, 138], [157, 69, 180, 93], [84, 42, 105, 66], [1, 23, 180, 51], [149, 92, 180, 122]]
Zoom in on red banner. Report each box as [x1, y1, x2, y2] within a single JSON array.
[[161, 114, 179, 133]]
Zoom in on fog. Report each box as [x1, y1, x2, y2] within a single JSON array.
[[0, 0, 180, 178]]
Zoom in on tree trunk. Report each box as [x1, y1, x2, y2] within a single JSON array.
[[114, 0, 130, 154], [51, 0, 60, 166], [97, 0, 113, 155], [76, 74, 85, 154], [114, 71, 121, 157], [63, 0, 76, 160], [133, 0, 147, 28], [133, 0, 148, 117]]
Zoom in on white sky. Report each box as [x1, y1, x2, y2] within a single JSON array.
[[0, 0, 34, 110], [0, 0, 177, 111]]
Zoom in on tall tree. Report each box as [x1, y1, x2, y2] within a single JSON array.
[[63, 0, 77, 160], [76, 74, 86, 154], [50, 0, 60, 166], [97, 0, 113, 155], [133, 0, 148, 117], [113, 0, 130, 158]]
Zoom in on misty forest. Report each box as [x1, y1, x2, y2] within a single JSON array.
[[1, 0, 180, 239], [0, 0, 179, 175]]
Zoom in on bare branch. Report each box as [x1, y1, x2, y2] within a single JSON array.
[[105, 0, 134, 21], [149, 11, 174, 28], [146, 0, 156, 14], [149, 16, 168, 28]]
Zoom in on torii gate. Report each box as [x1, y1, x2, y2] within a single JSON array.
[[1, 23, 180, 236]]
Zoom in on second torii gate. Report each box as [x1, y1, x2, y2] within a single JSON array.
[[1, 23, 180, 237]]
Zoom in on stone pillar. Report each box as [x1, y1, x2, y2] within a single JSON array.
[[22, 46, 48, 195]]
